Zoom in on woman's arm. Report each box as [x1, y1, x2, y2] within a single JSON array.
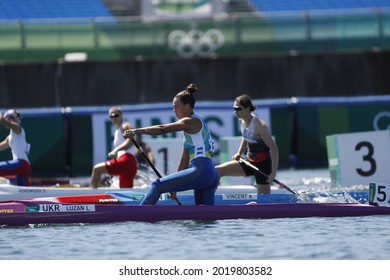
[[232, 137, 248, 161], [255, 117, 279, 182], [124, 117, 200, 137], [108, 121, 133, 158], [143, 143, 156, 165], [108, 138, 132, 159], [177, 147, 189, 171], [0, 113, 22, 134], [0, 137, 10, 152]]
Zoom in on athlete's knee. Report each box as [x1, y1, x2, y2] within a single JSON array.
[[150, 179, 161, 191], [215, 165, 223, 178], [256, 184, 270, 194], [92, 164, 105, 175]]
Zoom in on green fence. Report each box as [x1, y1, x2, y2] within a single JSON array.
[[1, 9, 390, 62]]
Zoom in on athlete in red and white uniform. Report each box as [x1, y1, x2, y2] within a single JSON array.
[[89, 107, 137, 188], [0, 109, 31, 186]]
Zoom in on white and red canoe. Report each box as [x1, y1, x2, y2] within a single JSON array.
[[0, 183, 289, 202], [1, 200, 390, 227]]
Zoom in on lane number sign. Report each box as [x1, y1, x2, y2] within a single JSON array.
[[327, 130, 390, 186]]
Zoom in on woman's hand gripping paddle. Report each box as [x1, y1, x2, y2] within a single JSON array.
[[130, 136, 182, 205], [238, 158, 296, 195]]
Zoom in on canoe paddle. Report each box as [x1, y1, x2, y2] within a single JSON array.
[[238, 158, 296, 195], [129, 136, 182, 205]]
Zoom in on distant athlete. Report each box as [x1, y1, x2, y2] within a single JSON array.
[[0, 109, 31, 186], [89, 107, 137, 188]]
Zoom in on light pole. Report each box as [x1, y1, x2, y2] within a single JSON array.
[[54, 52, 88, 176], [54, 52, 88, 107]]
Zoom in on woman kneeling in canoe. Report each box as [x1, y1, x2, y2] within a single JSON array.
[[89, 107, 138, 189], [215, 94, 279, 194], [0, 109, 31, 186], [123, 83, 219, 205]]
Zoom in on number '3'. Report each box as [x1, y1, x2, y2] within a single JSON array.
[[355, 141, 376, 176]]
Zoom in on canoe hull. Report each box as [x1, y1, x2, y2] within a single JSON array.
[[1, 202, 390, 226], [20, 191, 371, 205], [0, 184, 288, 202]]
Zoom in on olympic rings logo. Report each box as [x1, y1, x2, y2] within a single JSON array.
[[373, 111, 390, 130], [168, 29, 225, 58]]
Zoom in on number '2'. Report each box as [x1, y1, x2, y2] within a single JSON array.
[[355, 141, 376, 176]]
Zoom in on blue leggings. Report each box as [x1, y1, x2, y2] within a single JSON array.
[[0, 159, 31, 186], [140, 157, 219, 205]]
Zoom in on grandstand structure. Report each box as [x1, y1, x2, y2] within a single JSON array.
[[2, 1, 390, 19], [248, 0, 390, 12], [1, 0, 390, 107], [1, 0, 390, 62], [0, 0, 114, 19]]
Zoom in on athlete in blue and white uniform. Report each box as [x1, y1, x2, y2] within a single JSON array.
[[0, 109, 31, 186], [124, 83, 219, 205], [216, 94, 279, 194]]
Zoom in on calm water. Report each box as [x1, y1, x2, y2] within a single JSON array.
[[1, 168, 390, 260]]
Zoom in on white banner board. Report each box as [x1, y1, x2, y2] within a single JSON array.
[[326, 130, 390, 186]]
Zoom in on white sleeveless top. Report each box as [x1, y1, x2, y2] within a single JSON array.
[[9, 128, 30, 162], [113, 125, 134, 157]]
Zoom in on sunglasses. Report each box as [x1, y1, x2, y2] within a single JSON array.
[[233, 106, 244, 112], [109, 113, 120, 119]]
